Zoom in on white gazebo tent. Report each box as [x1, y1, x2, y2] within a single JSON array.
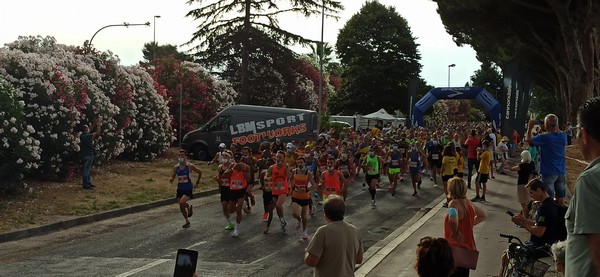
[[357, 108, 400, 129]]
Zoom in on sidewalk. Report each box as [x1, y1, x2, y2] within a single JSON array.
[[356, 170, 562, 277]]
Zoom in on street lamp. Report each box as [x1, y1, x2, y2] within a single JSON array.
[[153, 15, 161, 60], [88, 22, 151, 47], [447, 64, 456, 87]]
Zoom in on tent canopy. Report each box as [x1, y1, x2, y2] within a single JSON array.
[[362, 108, 397, 120]]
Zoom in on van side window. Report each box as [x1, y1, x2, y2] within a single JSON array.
[[208, 115, 231, 132]]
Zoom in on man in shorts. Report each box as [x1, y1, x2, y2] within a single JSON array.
[[224, 152, 250, 237], [265, 150, 293, 233], [169, 149, 202, 228], [335, 149, 354, 200], [240, 146, 257, 213], [216, 151, 234, 230], [291, 157, 316, 240], [408, 143, 423, 196], [363, 147, 382, 207]]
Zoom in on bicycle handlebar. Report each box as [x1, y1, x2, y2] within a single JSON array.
[[500, 233, 523, 245]]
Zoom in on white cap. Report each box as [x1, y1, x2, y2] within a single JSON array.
[[286, 142, 294, 149], [219, 143, 226, 148]]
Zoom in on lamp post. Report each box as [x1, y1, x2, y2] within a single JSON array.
[[447, 64, 456, 87], [153, 15, 161, 60], [318, 0, 325, 130], [88, 22, 150, 47]]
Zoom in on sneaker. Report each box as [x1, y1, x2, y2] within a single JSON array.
[[442, 202, 448, 208], [302, 232, 309, 240], [391, 190, 396, 197], [480, 196, 486, 202], [225, 223, 234, 230], [187, 205, 193, 217], [280, 221, 287, 233], [433, 184, 439, 189], [262, 212, 268, 221], [264, 227, 270, 234], [89, 184, 96, 188], [231, 229, 239, 238], [295, 221, 301, 231], [471, 196, 481, 202], [371, 200, 376, 207]]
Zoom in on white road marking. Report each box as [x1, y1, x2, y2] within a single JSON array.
[[115, 259, 170, 277]]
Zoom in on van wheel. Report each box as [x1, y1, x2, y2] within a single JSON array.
[[193, 145, 209, 161]]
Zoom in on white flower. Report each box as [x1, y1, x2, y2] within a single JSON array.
[[9, 117, 17, 123], [16, 158, 23, 164], [10, 127, 18, 133], [19, 139, 25, 145], [27, 125, 35, 133]]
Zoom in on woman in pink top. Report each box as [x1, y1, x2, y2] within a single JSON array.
[[444, 177, 487, 277]]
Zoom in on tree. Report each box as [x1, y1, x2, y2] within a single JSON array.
[[434, 0, 600, 124], [333, 1, 422, 115], [141, 43, 192, 63], [184, 0, 343, 104]]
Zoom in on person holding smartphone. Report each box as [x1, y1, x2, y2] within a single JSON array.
[[79, 117, 102, 190]]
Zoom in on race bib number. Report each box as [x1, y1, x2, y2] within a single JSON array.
[[409, 161, 418, 168], [231, 180, 243, 190], [220, 179, 229, 187], [295, 184, 306, 192], [177, 175, 189, 184], [391, 160, 399, 166], [325, 187, 336, 192], [340, 165, 349, 173], [368, 167, 376, 174], [432, 154, 439, 160], [274, 181, 285, 191]]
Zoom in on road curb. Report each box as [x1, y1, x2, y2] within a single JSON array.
[[0, 189, 219, 243], [355, 193, 446, 276]]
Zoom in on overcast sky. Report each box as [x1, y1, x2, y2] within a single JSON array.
[[0, 0, 480, 88]]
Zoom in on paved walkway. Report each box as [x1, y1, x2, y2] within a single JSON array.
[[356, 169, 563, 277]]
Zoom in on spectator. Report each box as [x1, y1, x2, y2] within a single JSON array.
[[551, 240, 566, 275], [445, 177, 487, 277], [80, 117, 102, 190], [499, 179, 566, 275], [304, 195, 363, 276], [510, 150, 535, 218], [566, 122, 574, 146], [525, 114, 567, 206], [415, 237, 455, 277], [565, 96, 600, 277], [464, 130, 480, 189]]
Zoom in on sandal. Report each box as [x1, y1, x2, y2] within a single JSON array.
[[182, 222, 190, 228]]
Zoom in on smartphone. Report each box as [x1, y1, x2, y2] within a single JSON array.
[[173, 249, 198, 277], [506, 211, 515, 217]]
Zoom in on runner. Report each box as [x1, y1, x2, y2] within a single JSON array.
[[224, 152, 251, 237], [319, 157, 346, 199], [208, 143, 227, 166], [335, 149, 354, 201], [265, 150, 293, 233], [440, 145, 457, 207], [169, 149, 202, 228], [408, 143, 422, 196], [387, 143, 402, 196], [216, 151, 234, 230], [304, 145, 318, 216], [426, 134, 443, 187], [397, 134, 410, 183], [363, 147, 382, 207], [240, 146, 257, 214], [256, 149, 276, 230], [291, 157, 317, 240]]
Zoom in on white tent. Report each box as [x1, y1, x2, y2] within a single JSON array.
[[362, 108, 397, 120]]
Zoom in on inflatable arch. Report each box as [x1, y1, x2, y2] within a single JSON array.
[[412, 87, 501, 128]]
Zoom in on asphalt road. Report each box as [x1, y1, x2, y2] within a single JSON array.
[[0, 174, 444, 277]]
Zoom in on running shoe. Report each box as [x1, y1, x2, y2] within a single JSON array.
[[225, 223, 234, 230], [264, 227, 270, 234], [429, 176, 434, 181], [442, 202, 448, 208], [371, 200, 376, 207], [295, 221, 301, 231], [471, 195, 481, 202], [412, 191, 417, 197], [480, 196, 486, 202], [433, 184, 439, 189], [231, 229, 239, 238], [262, 212, 268, 221], [302, 232, 309, 240]]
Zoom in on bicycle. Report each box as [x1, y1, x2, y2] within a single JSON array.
[[500, 233, 553, 277]]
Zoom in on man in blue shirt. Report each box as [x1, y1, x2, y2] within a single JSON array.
[[525, 114, 567, 206], [80, 118, 101, 189]]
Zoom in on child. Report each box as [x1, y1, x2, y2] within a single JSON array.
[[510, 150, 535, 218]]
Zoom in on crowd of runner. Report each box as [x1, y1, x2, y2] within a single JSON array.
[[172, 120, 528, 240]]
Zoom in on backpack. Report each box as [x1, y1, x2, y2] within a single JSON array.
[[550, 201, 568, 241]]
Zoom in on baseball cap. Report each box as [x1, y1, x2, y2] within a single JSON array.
[[219, 143, 226, 148]]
